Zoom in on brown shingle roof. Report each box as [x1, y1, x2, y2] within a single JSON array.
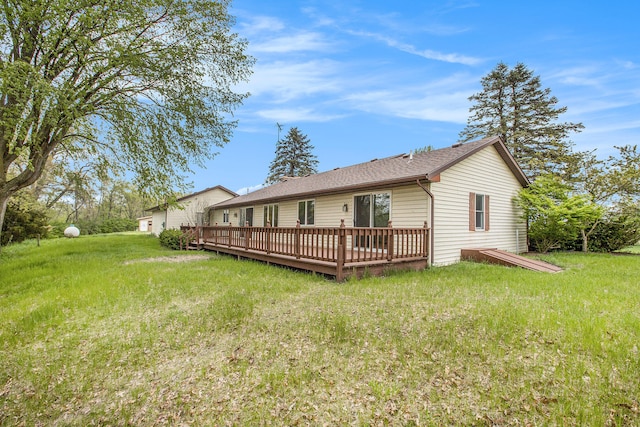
[[213, 136, 528, 209]]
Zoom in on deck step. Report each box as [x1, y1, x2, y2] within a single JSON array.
[[461, 248, 562, 273]]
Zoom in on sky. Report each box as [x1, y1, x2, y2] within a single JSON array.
[[188, 0, 640, 195]]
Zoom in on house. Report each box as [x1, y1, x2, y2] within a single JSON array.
[[137, 216, 153, 232], [207, 136, 529, 267], [147, 185, 237, 236]]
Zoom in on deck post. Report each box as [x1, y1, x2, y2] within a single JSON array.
[[295, 220, 301, 259], [423, 221, 429, 258], [245, 222, 251, 251], [387, 220, 394, 261], [266, 221, 271, 254], [337, 219, 346, 281], [228, 223, 232, 248]]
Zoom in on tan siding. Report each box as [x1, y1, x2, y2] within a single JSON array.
[[165, 188, 235, 230], [151, 210, 166, 236], [315, 193, 353, 227], [277, 200, 300, 226], [221, 187, 430, 229], [431, 145, 527, 265], [389, 184, 429, 227]]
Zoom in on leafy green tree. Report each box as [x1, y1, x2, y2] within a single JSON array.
[[266, 127, 318, 185], [515, 175, 603, 253], [573, 145, 640, 252], [1, 190, 48, 245], [0, 0, 253, 246], [459, 62, 584, 179], [578, 145, 640, 204]]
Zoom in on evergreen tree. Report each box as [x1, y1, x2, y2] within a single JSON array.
[[459, 62, 584, 179], [266, 127, 318, 184]]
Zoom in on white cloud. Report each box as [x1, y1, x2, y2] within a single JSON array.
[[235, 183, 264, 195], [342, 73, 478, 123], [237, 15, 285, 36], [257, 108, 346, 123], [347, 30, 482, 65], [345, 89, 471, 123], [241, 59, 343, 102], [249, 31, 334, 54]]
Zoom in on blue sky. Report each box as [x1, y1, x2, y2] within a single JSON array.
[[189, 0, 640, 195]]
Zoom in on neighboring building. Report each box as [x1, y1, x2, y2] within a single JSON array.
[[209, 136, 529, 266], [147, 186, 237, 236], [137, 216, 153, 232]]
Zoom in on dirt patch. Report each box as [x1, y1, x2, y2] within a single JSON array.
[[124, 255, 212, 265]]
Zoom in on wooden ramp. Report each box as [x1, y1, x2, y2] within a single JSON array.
[[461, 248, 562, 273]]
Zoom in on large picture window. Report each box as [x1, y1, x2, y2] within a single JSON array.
[[354, 192, 390, 228], [298, 200, 315, 225]]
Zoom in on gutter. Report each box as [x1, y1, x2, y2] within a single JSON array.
[[416, 179, 435, 266]]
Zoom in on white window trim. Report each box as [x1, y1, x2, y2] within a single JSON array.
[[298, 199, 315, 226]]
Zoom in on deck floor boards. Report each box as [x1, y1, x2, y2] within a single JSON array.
[[461, 248, 562, 273]]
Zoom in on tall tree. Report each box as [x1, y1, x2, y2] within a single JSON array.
[[266, 127, 318, 185], [515, 174, 603, 253], [0, 0, 253, 245], [459, 62, 584, 179]]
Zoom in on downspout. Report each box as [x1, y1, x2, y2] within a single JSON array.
[[416, 179, 435, 266]]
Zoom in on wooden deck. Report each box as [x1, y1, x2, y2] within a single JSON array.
[[180, 222, 430, 281]]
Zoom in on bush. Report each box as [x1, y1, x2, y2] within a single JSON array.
[[1, 192, 49, 246], [99, 218, 137, 233], [587, 214, 640, 252], [159, 229, 184, 250]]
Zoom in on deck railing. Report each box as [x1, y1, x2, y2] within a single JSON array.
[[180, 221, 429, 279]]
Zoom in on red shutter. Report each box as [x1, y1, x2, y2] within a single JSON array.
[[469, 192, 476, 231], [484, 195, 490, 231]]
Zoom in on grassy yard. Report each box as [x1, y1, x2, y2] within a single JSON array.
[[1, 234, 639, 426]]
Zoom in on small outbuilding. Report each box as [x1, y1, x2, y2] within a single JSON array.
[[137, 216, 153, 232]]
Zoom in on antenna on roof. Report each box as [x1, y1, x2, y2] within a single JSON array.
[[276, 122, 283, 142]]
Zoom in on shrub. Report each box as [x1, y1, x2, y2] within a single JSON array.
[[588, 213, 640, 252], [99, 218, 137, 234], [1, 192, 49, 246], [159, 229, 184, 250]]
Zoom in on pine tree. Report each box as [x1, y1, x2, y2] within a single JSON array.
[[266, 127, 318, 184], [459, 62, 584, 179]]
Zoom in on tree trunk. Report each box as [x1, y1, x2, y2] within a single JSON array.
[[581, 229, 588, 253], [0, 191, 11, 252]]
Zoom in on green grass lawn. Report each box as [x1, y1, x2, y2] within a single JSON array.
[[1, 234, 639, 426]]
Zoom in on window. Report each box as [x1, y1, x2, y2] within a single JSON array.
[[469, 193, 490, 231], [222, 209, 229, 223], [475, 194, 484, 230], [354, 192, 391, 248], [240, 207, 253, 226], [354, 192, 390, 228], [298, 200, 315, 225], [263, 204, 278, 227]]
